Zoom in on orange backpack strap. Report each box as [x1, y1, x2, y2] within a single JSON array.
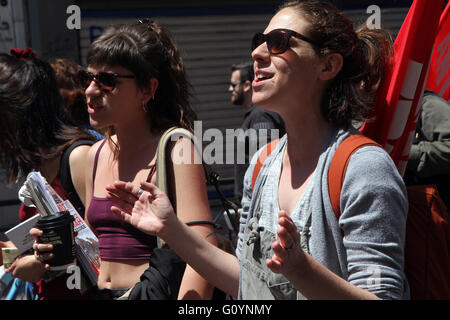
[[251, 138, 281, 191], [328, 134, 381, 220]]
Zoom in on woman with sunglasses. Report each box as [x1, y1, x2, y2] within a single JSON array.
[[107, 1, 409, 300], [0, 48, 95, 299], [68, 20, 217, 300]]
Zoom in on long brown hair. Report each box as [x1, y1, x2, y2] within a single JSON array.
[[51, 58, 89, 128], [0, 53, 94, 184], [86, 20, 197, 155], [280, 1, 394, 128]]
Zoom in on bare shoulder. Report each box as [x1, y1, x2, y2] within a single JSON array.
[[67, 142, 93, 177], [165, 135, 207, 193], [68, 140, 104, 176], [82, 139, 106, 163], [69, 144, 92, 162], [167, 135, 202, 166], [168, 135, 196, 149]]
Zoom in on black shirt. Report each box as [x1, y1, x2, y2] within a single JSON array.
[[234, 106, 285, 203]]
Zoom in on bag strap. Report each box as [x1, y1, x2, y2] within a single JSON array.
[[156, 127, 178, 195], [59, 139, 95, 215], [248, 134, 380, 221], [155, 127, 216, 247], [251, 138, 281, 191], [328, 134, 380, 220]]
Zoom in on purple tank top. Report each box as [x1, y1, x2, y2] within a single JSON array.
[[86, 140, 157, 260]]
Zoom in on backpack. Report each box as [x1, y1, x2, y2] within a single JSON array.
[[252, 134, 450, 300], [59, 139, 95, 215]]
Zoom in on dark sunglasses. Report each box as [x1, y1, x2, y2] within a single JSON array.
[[78, 70, 135, 91], [230, 81, 245, 88], [251, 28, 321, 55]]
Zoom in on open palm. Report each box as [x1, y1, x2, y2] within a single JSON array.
[[106, 181, 175, 236]]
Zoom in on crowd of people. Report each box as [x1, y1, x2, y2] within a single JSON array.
[[0, 0, 448, 301]]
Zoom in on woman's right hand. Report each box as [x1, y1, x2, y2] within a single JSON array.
[[29, 227, 54, 271], [106, 181, 176, 237], [4, 255, 47, 283]]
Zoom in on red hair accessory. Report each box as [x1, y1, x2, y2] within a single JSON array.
[[10, 47, 36, 60]]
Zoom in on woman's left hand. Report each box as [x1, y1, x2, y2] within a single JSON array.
[[4, 254, 48, 282], [266, 211, 305, 276]]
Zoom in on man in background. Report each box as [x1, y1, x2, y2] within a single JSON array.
[[229, 62, 285, 203]]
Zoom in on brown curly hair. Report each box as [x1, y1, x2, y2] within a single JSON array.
[[0, 54, 94, 184], [51, 58, 89, 127], [280, 1, 394, 128]]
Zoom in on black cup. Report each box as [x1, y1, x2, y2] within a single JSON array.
[[35, 211, 76, 271]]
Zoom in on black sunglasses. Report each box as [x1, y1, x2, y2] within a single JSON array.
[[251, 28, 321, 55], [230, 81, 246, 88], [78, 70, 135, 92]]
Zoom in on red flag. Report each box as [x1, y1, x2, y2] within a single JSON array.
[[361, 0, 444, 176], [425, 2, 449, 101]]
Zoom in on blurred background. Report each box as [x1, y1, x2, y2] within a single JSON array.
[[0, 0, 416, 232]]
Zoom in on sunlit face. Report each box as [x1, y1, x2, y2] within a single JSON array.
[[84, 65, 144, 130], [251, 8, 322, 112]]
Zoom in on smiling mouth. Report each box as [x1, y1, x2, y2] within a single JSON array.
[[87, 102, 104, 114], [252, 72, 273, 89], [255, 73, 273, 81]]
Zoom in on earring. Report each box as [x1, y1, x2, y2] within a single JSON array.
[[143, 101, 148, 113]]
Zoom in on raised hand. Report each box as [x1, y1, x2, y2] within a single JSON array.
[[106, 181, 175, 236], [266, 210, 305, 275]]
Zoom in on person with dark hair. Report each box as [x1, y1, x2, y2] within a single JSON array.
[[230, 61, 285, 202], [34, 20, 217, 300], [0, 48, 95, 299], [51, 58, 104, 140], [106, 1, 409, 300]]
